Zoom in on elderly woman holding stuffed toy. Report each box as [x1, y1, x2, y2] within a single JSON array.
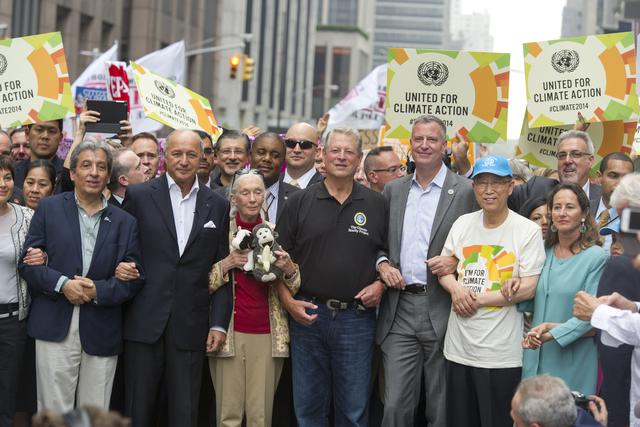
[[207, 169, 300, 427]]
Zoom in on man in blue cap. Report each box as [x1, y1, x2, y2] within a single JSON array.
[[438, 154, 547, 427]]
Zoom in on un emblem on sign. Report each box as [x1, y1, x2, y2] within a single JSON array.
[[551, 50, 580, 73], [0, 54, 7, 76], [154, 80, 176, 98], [417, 61, 449, 86]]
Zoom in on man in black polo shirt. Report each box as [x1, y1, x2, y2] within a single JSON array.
[[276, 128, 388, 427]]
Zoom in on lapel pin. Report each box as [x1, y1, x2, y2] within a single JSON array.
[[104, 216, 111, 223], [448, 189, 454, 195]]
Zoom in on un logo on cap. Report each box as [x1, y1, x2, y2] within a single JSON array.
[[551, 50, 580, 73], [0, 54, 7, 76], [354, 212, 367, 226], [417, 62, 449, 86]]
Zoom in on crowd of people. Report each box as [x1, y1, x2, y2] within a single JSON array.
[[0, 109, 639, 427]]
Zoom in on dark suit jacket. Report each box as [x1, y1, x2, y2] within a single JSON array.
[[509, 176, 601, 218], [376, 169, 477, 344], [122, 174, 232, 352], [214, 181, 299, 223], [19, 192, 144, 356], [108, 194, 123, 208], [279, 169, 324, 189]]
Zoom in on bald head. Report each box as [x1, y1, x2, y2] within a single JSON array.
[[285, 122, 318, 142], [285, 122, 319, 176], [164, 129, 203, 189]]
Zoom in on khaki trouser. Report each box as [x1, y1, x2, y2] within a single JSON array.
[[36, 306, 117, 412], [209, 332, 284, 427]]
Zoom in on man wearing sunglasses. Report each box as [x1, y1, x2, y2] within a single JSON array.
[[363, 146, 406, 193], [282, 123, 324, 189]]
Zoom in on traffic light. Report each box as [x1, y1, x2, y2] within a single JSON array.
[[230, 55, 240, 79], [242, 55, 255, 81]]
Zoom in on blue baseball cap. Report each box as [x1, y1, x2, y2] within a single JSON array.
[[471, 155, 513, 178]]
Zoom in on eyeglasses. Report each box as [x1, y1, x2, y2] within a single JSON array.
[[285, 139, 317, 150], [557, 151, 590, 160], [372, 165, 406, 174], [219, 148, 247, 157], [474, 178, 512, 189]]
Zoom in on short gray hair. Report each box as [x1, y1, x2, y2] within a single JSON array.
[[610, 172, 640, 209], [514, 375, 577, 427], [69, 139, 113, 173], [509, 158, 533, 183], [325, 128, 362, 154], [412, 115, 447, 140], [557, 130, 595, 155], [108, 149, 134, 191]]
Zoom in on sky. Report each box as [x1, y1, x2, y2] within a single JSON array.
[[460, 0, 567, 140]]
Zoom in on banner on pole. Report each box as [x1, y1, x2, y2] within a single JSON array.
[[0, 32, 74, 126], [383, 48, 510, 154], [524, 32, 638, 128], [131, 61, 220, 136]]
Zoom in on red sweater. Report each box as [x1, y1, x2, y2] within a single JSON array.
[[233, 214, 270, 334]]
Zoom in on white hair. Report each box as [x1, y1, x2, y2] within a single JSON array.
[[610, 172, 640, 209], [515, 375, 577, 427]]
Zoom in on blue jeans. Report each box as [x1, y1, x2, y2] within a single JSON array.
[[290, 297, 376, 427]]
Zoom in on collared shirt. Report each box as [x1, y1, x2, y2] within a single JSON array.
[[592, 303, 640, 426], [277, 181, 388, 300], [266, 180, 280, 222], [112, 194, 124, 205], [55, 194, 109, 293], [399, 162, 447, 285], [583, 180, 591, 199], [596, 197, 613, 252], [283, 167, 317, 189], [167, 174, 200, 256]]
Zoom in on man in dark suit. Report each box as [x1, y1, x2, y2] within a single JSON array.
[[281, 123, 323, 189], [107, 149, 147, 208], [19, 140, 143, 412], [510, 130, 601, 215], [376, 115, 477, 426], [122, 129, 232, 427]]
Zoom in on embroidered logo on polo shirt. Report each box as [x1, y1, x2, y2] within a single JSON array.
[[349, 212, 369, 236]]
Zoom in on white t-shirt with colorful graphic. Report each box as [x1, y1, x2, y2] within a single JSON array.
[[441, 209, 546, 369]]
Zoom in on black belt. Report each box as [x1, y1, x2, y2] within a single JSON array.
[[298, 294, 367, 311], [0, 302, 20, 319], [402, 284, 428, 294]]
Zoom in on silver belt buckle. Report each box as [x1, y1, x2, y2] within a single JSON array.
[[326, 299, 347, 310], [0, 310, 19, 319]]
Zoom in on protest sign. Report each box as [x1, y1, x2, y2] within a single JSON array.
[[383, 48, 510, 151], [0, 32, 74, 126], [106, 61, 131, 111], [131, 61, 220, 137], [517, 112, 636, 169], [524, 32, 638, 128], [74, 86, 108, 114]]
